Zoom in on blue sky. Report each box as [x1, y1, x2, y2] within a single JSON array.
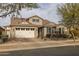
[[0, 3, 60, 26]]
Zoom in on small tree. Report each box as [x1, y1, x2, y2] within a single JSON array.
[[57, 3, 79, 44]]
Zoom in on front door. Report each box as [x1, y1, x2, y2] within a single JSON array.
[[38, 27, 44, 38]]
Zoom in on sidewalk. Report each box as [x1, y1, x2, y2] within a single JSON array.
[[0, 39, 79, 52]]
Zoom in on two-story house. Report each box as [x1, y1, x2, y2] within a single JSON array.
[[5, 15, 57, 39]]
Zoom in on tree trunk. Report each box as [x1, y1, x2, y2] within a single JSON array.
[[71, 31, 76, 48], [69, 28, 76, 48], [71, 32, 75, 42]]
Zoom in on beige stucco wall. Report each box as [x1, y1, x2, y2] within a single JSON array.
[[5, 27, 16, 38], [11, 27, 15, 38], [43, 27, 47, 37], [29, 16, 43, 25], [5, 27, 11, 38], [34, 27, 38, 38]]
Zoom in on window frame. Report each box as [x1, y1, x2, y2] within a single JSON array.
[[16, 28, 20, 30], [21, 28, 25, 30], [32, 19, 39, 22]]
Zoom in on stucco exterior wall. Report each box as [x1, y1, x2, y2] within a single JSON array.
[[5, 27, 11, 38], [56, 25, 68, 34], [34, 28, 38, 38], [43, 27, 47, 37]]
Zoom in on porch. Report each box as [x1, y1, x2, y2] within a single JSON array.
[[38, 26, 56, 39], [38, 26, 69, 40]]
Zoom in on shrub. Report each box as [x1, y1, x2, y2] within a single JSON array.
[[71, 29, 79, 37]]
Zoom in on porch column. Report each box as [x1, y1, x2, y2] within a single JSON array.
[[50, 27, 52, 40], [41, 27, 44, 39], [43, 27, 47, 38]]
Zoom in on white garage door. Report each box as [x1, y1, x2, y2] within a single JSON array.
[[15, 28, 35, 38]]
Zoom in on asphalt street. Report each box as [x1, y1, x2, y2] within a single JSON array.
[[0, 45, 79, 56]]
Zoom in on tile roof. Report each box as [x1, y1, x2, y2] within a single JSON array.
[[10, 15, 57, 27]]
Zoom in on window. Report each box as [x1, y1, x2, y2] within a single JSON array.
[[33, 19, 36, 22], [26, 28, 30, 31], [36, 19, 39, 22], [47, 28, 51, 33], [16, 28, 20, 30], [59, 28, 64, 34], [32, 19, 39, 22], [62, 28, 64, 34], [26, 28, 27, 30], [21, 28, 25, 30], [59, 28, 61, 34], [31, 28, 34, 31], [52, 28, 56, 33]]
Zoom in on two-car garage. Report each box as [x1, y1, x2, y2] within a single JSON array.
[[15, 27, 35, 38]]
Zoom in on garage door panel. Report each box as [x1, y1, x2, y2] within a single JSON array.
[[15, 30, 35, 38]]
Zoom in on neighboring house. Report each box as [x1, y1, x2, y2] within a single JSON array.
[[4, 15, 68, 39], [56, 24, 68, 34]]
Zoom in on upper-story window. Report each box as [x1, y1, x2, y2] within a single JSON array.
[[32, 19, 39, 22]]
